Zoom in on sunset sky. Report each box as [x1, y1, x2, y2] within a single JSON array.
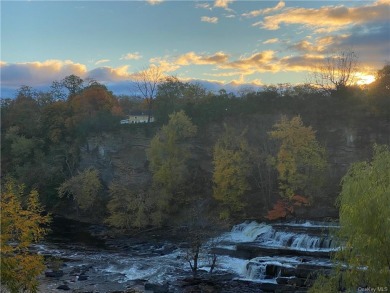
[[1, 0, 389, 97]]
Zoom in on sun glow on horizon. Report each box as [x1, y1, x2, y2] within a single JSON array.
[[356, 73, 376, 85]]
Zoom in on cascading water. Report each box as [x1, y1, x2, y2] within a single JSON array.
[[213, 220, 339, 283], [34, 219, 339, 291]]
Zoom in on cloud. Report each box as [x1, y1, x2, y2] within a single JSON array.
[[259, 0, 389, 31], [279, 54, 325, 72], [242, 1, 285, 18], [87, 65, 132, 82], [0, 60, 135, 91], [121, 52, 142, 60], [332, 22, 390, 68], [263, 38, 279, 44], [214, 0, 233, 9], [201, 16, 218, 24], [219, 51, 277, 73], [148, 51, 230, 73], [204, 71, 242, 77], [95, 59, 110, 65], [149, 57, 181, 72], [176, 51, 229, 66], [196, 3, 212, 10], [288, 20, 389, 69], [147, 0, 163, 5], [290, 34, 349, 54], [0, 60, 87, 87]]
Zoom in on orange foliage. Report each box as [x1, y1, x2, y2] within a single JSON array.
[[265, 195, 310, 220]]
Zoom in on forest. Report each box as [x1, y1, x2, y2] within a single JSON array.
[[1, 64, 389, 292]]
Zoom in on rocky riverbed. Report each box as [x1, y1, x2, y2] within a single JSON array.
[[34, 218, 339, 292]]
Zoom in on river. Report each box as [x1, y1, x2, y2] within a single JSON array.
[[34, 218, 339, 292]]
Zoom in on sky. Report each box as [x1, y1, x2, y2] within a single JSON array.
[[1, 0, 389, 97]]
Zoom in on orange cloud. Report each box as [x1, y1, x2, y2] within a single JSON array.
[[278, 54, 325, 72], [219, 51, 277, 73], [121, 52, 142, 60], [95, 59, 110, 65], [1, 60, 88, 86], [88, 65, 133, 82], [291, 34, 349, 53], [176, 51, 229, 66], [259, 0, 389, 31], [149, 57, 181, 72], [0, 60, 136, 88], [263, 38, 279, 44], [242, 1, 285, 18], [147, 0, 163, 5], [214, 0, 233, 9]]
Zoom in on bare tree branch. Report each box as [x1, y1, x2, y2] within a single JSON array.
[[311, 49, 358, 95], [133, 65, 164, 123]]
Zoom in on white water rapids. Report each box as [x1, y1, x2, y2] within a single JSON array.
[[35, 220, 339, 286]]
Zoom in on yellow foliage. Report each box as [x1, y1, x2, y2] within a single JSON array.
[[58, 168, 102, 211], [213, 126, 251, 219], [269, 115, 327, 199], [146, 111, 197, 223], [1, 179, 51, 293]]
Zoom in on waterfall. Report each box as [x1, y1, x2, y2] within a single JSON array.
[[214, 221, 338, 282]]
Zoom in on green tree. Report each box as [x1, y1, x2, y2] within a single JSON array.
[[269, 115, 327, 199], [336, 144, 390, 287], [368, 64, 390, 118], [213, 125, 251, 219], [1, 179, 51, 293], [105, 182, 151, 229], [155, 76, 185, 123], [58, 168, 102, 212], [310, 145, 390, 292], [147, 110, 197, 224], [62, 74, 84, 96]]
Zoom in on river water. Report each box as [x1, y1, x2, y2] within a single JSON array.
[[35, 219, 339, 292]]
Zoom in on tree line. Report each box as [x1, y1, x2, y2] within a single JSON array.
[[1, 64, 389, 292]]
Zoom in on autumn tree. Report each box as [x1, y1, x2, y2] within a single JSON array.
[[58, 168, 102, 213], [312, 49, 358, 95], [68, 84, 122, 135], [147, 110, 197, 224], [1, 179, 51, 293], [133, 65, 164, 123], [105, 182, 151, 229], [269, 116, 327, 199], [213, 125, 251, 220]]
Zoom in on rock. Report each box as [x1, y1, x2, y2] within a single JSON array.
[[144, 282, 169, 292], [78, 274, 88, 281], [126, 285, 145, 293], [279, 267, 296, 277], [287, 277, 305, 287], [57, 284, 70, 290], [45, 270, 64, 278], [276, 277, 290, 284]]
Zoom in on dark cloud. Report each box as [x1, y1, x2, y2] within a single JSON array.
[[336, 22, 390, 67]]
